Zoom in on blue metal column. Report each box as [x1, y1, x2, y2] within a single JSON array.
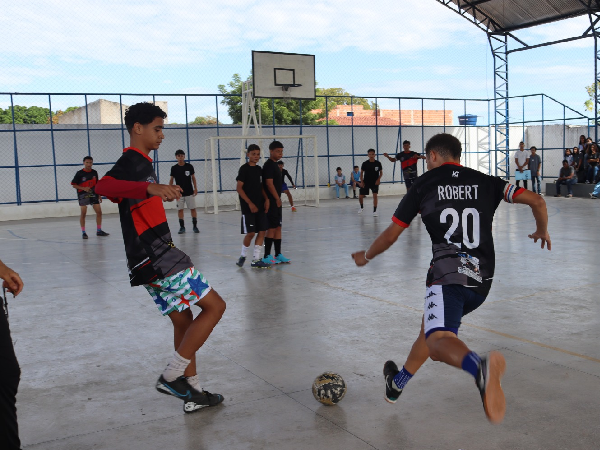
[[10, 95, 21, 205], [48, 95, 59, 202], [325, 97, 331, 185], [184, 96, 190, 160], [488, 32, 510, 178]]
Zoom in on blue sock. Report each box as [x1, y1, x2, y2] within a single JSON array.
[[461, 351, 481, 379], [393, 366, 413, 390]]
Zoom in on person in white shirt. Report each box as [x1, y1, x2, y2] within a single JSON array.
[[514, 141, 530, 190]]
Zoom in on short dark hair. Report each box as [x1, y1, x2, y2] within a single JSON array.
[[247, 144, 260, 152], [519, 141, 524, 145], [367, 148, 375, 154], [269, 141, 284, 151], [277, 160, 284, 166], [83, 156, 93, 162], [336, 167, 342, 171], [124, 102, 167, 133], [425, 133, 462, 160], [562, 159, 569, 164], [530, 146, 537, 151], [175, 149, 185, 156], [403, 140, 410, 145], [353, 165, 359, 169]]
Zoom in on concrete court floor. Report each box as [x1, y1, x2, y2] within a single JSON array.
[[1, 195, 599, 450]]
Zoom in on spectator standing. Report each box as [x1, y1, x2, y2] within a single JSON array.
[[528, 146, 542, 195], [514, 141, 530, 190], [71, 156, 110, 239], [587, 143, 599, 184], [169, 149, 199, 234]]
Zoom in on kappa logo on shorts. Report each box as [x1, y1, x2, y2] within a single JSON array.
[[426, 290, 437, 299], [427, 313, 437, 321], [426, 302, 437, 310]]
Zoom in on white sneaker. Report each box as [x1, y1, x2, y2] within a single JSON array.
[[358, 208, 363, 214], [373, 211, 378, 217]]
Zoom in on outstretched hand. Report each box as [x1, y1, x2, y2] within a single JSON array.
[[147, 183, 183, 202], [528, 230, 551, 250], [352, 251, 368, 266]]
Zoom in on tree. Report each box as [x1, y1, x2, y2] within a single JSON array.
[[217, 73, 322, 125], [585, 82, 598, 112], [313, 87, 374, 114], [0, 105, 79, 124], [190, 115, 221, 125]]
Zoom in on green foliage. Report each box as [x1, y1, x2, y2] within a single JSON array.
[[190, 115, 221, 125], [313, 87, 374, 113], [585, 82, 599, 112], [217, 74, 322, 125], [0, 105, 80, 124]]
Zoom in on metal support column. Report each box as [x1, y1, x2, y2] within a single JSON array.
[[586, 6, 600, 141], [488, 32, 510, 178]]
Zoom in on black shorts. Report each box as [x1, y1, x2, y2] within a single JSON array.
[[359, 184, 379, 196], [405, 174, 417, 189], [240, 208, 268, 234], [423, 284, 486, 338], [78, 192, 100, 206], [266, 204, 282, 229]]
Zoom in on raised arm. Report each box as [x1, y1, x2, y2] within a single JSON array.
[[383, 153, 397, 162]]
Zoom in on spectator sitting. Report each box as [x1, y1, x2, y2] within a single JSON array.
[[349, 166, 361, 199], [573, 147, 586, 183], [334, 167, 349, 199], [555, 160, 577, 197]]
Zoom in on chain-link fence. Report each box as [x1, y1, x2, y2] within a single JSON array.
[[0, 92, 591, 205]]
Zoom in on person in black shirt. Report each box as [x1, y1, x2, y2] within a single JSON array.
[[95, 102, 225, 413], [0, 259, 24, 450], [278, 160, 297, 212], [169, 150, 199, 234], [71, 156, 109, 239], [262, 141, 291, 264], [235, 144, 271, 269], [383, 140, 426, 191], [359, 149, 383, 216], [352, 133, 551, 424]]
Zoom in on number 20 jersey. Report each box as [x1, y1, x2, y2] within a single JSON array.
[[392, 162, 524, 297]]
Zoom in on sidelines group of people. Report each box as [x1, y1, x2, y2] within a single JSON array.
[[2, 103, 553, 449]]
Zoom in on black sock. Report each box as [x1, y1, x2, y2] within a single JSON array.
[[360, 203, 364, 208], [274, 239, 282, 256], [192, 217, 197, 226], [264, 237, 274, 256], [179, 219, 184, 228], [374, 206, 377, 212]]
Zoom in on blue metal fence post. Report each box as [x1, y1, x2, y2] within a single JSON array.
[[10, 95, 21, 205], [48, 95, 59, 202], [185, 96, 190, 161], [541, 95, 545, 180], [84, 95, 91, 157], [351, 97, 355, 168], [152, 95, 159, 182], [325, 96, 330, 185]]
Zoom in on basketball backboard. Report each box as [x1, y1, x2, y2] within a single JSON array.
[[252, 51, 316, 100]]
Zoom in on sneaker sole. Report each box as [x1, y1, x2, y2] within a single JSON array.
[[483, 351, 506, 424], [383, 360, 401, 404]]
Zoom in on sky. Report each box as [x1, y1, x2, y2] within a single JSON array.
[[0, 0, 595, 124]]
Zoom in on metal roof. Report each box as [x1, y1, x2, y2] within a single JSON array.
[[442, 0, 600, 33]]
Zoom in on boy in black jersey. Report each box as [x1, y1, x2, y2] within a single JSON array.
[[278, 160, 297, 212], [169, 149, 199, 234], [263, 141, 291, 264], [95, 102, 225, 413], [71, 156, 109, 239], [359, 149, 383, 216], [353, 133, 551, 424], [235, 144, 271, 269], [383, 140, 426, 191]]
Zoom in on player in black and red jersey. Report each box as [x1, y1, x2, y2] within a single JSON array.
[[353, 133, 551, 424], [95, 102, 225, 413], [383, 140, 426, 191], [71, 156, 109, 239]]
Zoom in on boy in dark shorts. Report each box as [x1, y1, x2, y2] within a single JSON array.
[[278, 160, 297, 212], [71, 156, 109, 239], [359, 149, 383, 216], [169, 149, 199, 234], [236, 144, 271, 269], [95, 102, 225, 413], [262, 141, 291, 264], [383, 140, 426, 191], [350, 165, 361, 198], [353, 133, 551, 424]]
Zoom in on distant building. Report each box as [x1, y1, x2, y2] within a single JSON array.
[[312, 104, 452, 126], [58, 99, 169, 125]]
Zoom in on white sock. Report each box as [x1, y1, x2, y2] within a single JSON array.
[[253, 245, 262, 260], [162, 351, 191, 382], [186, 374, 202, 392], [241, 245, 249, 257]]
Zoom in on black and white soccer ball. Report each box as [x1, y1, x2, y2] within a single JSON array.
[[312, 372, 347, 406]]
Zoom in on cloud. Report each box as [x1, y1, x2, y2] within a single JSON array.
[[1, 0, 481, 68]]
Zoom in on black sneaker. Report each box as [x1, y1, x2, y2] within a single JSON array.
[[183, 389, 224, 413], [475, 351, 506, 424], [250, 259, 271, 269], [383, 360, 402, 403], [193, 226, 200, 233], [82, 232, 88, 240], [96, 230, 109, 237], [178, 227, 185, 234], [236, 256, 246, 267]]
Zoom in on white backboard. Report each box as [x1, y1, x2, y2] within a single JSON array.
[[252, 51, 316, 100]]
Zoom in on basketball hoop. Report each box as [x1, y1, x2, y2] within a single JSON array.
[[281, 84, 302, 103]]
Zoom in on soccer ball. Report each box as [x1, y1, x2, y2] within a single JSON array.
[[312, 372, 347, 405]]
